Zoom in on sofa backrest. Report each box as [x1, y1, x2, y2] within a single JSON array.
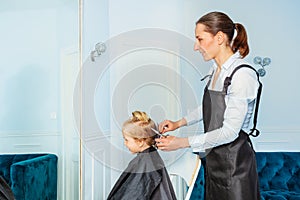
[[256, 152, 300, 192], [0, 154, 47, 186], [190, 152, 300, 199]]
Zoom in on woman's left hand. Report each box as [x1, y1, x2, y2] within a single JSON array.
[[155, 135, 190, 151]]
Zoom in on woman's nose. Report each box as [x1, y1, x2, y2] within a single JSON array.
[[194, 42, 199, 51]]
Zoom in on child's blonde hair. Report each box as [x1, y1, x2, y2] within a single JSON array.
[[122, 111, 157, 146]]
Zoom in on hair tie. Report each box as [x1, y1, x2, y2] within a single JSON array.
[[230, 25, 238, 47]]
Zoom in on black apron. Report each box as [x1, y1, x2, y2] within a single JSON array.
[[202, 65, 261, 200]]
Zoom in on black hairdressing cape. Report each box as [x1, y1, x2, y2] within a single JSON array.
[[107, 146, 177, 200], [0, 176, 15, 200]]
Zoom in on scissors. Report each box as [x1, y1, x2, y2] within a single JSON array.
[[151, 127, 168, 139]]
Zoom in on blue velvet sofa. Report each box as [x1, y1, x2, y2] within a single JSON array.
[[190, 152, 300, 200], [0, 153, 58, 200]]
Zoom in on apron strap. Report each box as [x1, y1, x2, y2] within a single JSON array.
[[223, 64, 263, 137], [200, 70, 214, 94], [201, 70, 214, 89]]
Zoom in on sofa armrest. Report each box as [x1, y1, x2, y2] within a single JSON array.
[[10, 154, 57, 200]]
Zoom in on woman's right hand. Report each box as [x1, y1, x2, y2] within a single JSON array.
[[159, 118, 187, 134], [159, 120, 176, 133]]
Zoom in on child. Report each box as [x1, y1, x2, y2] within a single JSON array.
[[107, 111, 177, 200]]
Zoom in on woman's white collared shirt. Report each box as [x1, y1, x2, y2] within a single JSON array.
[[185, 52, 260, 152]]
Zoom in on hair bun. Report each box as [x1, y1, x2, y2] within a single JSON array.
[[131, 111, 151, 124], [123, 111, 156, 139]]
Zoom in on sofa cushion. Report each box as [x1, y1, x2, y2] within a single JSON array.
[[260, 190, 300, 200], [191, 152, 300, 200], [256, 152, 300, 192], [0, 154, 46, 186], [10, 154, 57, 200]]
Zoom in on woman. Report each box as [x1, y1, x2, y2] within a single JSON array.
[[156, 11, 261, 200], [107, 111, 176, 200]]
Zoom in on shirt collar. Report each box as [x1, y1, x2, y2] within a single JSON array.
[[213, 52, 241, 71]]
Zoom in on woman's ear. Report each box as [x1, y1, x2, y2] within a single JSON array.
[[216, 31, 225, 45]]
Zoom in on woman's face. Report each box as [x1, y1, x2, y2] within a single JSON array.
[[123, 134, 142, 154], [194, 23, 219, 61]]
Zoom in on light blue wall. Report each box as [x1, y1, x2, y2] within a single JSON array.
[[181, 1, 300, 150], [1, 0, 299, 153], [104, 0, 300, 151], [0, 1, 78, 133], [82, 2, 300, 199]]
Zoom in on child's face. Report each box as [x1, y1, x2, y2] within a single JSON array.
[[123, 134, 142, 154]]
